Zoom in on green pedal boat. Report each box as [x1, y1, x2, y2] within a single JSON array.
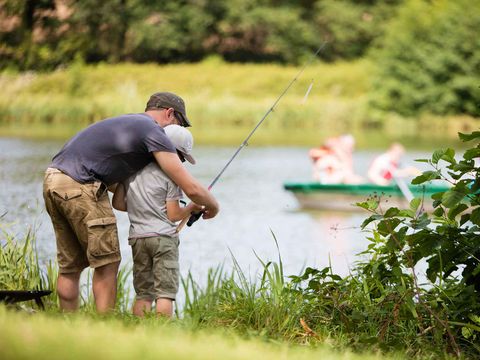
[[283, 182, 451, 212]]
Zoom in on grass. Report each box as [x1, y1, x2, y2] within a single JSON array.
[[0, 222, 473, 359], [1, 60, 475, 146], [0, 306, 397, 360], [0, 226, 394, 360]]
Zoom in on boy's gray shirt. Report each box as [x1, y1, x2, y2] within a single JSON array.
[[124, 162, 183, 238]]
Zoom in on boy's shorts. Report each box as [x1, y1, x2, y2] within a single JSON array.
[[43, 168, 121, 273], [129, 235, 180, 301]]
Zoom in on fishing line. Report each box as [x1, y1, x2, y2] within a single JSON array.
[[178, 42, 328, 231], [301, 79, 314, 104]]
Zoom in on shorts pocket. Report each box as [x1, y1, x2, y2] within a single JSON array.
[[86, 217, 118, 257], [161, 260, 180, 295], [52, 189, 82, 201]]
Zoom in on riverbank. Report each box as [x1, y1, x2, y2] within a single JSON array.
[[1, 60, 476, 146], [0, 220, 475, 359]]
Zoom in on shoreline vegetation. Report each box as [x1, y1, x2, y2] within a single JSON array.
[[0, 60, 477, 148], [0, 227, 450, 360], [2, 127, 480, 360]]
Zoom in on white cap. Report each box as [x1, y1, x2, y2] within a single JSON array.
[[164, 124, 196, 164]]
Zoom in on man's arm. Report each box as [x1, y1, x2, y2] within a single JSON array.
[[152, 151, 219, 219], [112, 183, 127, 212]]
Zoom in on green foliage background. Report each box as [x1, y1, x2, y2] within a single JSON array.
[[370, 0, 480, 118], [0, 0, 479, 127], [0, 0, 398, 68]]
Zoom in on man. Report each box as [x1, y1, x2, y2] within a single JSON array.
[[43, 92, 219, 313]]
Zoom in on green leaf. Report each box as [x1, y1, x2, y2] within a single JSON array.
[[469, 314, 480, 325], [441, 152, 456, 164], [447, 203, 468, 220], [464, 148, 480, 160], [441, 190, 465, 208], [433, 207, 445, 217], [462, 326, 474, 339], [459, 131, 480, 142], [410, 198, 421, 212], [411, 212, 431, 229], [452, 161, 475, 173], [411, 171, 441, 185], [392, 266, 402, 277], [398, 209, 415, 218], [431, 192, 445, 201], [361, 214, 382, 229], [445, 148, 456, 159], [356, 199, 379, 211], [384, 207, 400, 218], [470, 208, 480, 225], [460, 213, 470, 226], [377, 218, 401, 236], [432, 149, 445, 164], [415, 158, 430, 163]]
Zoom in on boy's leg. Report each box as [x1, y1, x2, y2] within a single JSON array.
[[150, 235, 179, 318], [130, 237, 155, 317], [155, 298, 173, 317], [93, 261, 120, 313], [133, 299, 153, 317], [57, 271, 81, 311]]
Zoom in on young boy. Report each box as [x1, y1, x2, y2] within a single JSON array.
[[112, 124, 202, 317]]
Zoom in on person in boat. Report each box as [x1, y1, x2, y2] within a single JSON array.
[[112, 125, 201, 318], [367, 142, 420, 186], [309, 134, 363, 184], [43, 92, 219, 313]]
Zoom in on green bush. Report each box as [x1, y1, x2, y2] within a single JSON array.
[[289, 130, 480, 357], [370, 0, 480, 117]]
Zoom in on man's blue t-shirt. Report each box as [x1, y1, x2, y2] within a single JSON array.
[[50, 113, 176, 185]]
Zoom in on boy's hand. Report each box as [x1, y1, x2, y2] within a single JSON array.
[[189, 203, 203, 213]]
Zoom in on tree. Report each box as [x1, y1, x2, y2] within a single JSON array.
[[370, 0, 480, 117]]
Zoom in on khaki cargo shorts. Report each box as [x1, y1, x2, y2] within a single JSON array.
[[129, 235, 180, 301], [43, 168, 121, 273]]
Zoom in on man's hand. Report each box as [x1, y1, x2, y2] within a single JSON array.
[[202, 207, 218, 219]]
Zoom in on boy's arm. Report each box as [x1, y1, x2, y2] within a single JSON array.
[[153, 151, 219, 219], [166, 200, 202, 222], [112, 183, 127, 211]]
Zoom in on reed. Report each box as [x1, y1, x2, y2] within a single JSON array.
[[0, 220, 133, 312], [0, 222, 58, 308], [181, 234, 306, 341]]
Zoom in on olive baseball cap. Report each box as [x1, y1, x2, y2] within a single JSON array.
[[145, 92, 191, 127]]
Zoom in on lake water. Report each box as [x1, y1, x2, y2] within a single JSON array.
[[0, 137, 438, 287]]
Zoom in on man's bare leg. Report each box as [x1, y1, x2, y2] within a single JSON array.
[[156, 298, 173, 318], [57, 272, 81, 311], [93, 261, 120, 313], [133, 299, 152, 317]]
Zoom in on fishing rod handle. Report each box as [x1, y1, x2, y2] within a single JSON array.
[[176, 216, 189, 233], [187, 211, 203, 227]]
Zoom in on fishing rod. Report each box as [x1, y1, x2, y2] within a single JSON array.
[[177, 42, 327, 232]]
